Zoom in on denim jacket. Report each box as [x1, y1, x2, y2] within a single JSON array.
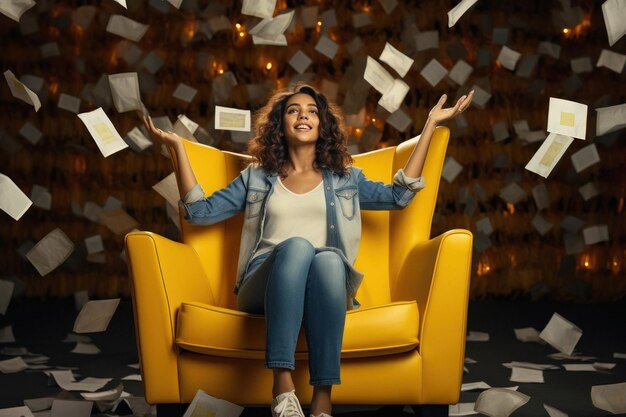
[[179, 164, 425, 305]]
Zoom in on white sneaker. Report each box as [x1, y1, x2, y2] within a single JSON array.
[[272, 390, 305, 417], [310, 414, 332, 417]]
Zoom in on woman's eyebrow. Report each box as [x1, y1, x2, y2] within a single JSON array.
[[286, 102, 318, 109]]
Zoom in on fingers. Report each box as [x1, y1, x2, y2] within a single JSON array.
[[436, 94, 447, 108], [459, 90, 474, 112]]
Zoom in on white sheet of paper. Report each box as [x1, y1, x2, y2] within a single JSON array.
[[58, 93, 81, 114], [466, 331, 489, 342], [106, 15, 149, 42], [71, 342, 101, 354], [539, 312, 582, 355], [492, 120, 509, 142], [74, 290, 89, 311], [602, 0, 626, 46], [449, 60, 473, 85], [84, 235, 104, 255], [597, 49, 626, 73], [50, 370, 109, 392], [379, 43, 414, 77], [81, 383, 124, 401], [471, 85, 491, 108], [475, 217, 493, 235], [420, 59, 448, 87], [182, 389, 244, 417], [570, 143, 600, 173], [153, 173, 181, 209], [596, 102, 626, 136], [78, 108, 128, 157], [562, 363, 609, 371], [242, 0, 275, 19], [415, 30, 439, 51], [19, 121, 42, 144], [215, 106, 251, 132], [386, 108, 411, 132], [173, 83, 198, 103], [532, 184, 550, 210], [50, 399, 93, 417], [113, 0, 127, 8], [108, 73, 142, 113], [352, 12, 371, 28], [510, 367, 544, 383], [544, 404, 568, 417], [74, 298, 120, 333], [4, 70, 41, 111], [613, 352, 626, 359], [525, 133, 574, 178], [26, 228, 74, 276], [378, 79, 409, 113], [249, 10, 294, 39], [570, 57, 592, 74], [532, 214, 553, 236], [0, 174, 32, 220], [289, 50, 312, 74], [499, 183, 526, 204], [364, 56, 394, 95], [497, 46, 521, 71], [449, 402, 478, 416], [503, 361, 556, 370], [0, 0, 35, 22], [121, 373, 142, 381], [300, 6, 318, 28], [125, 126, 152, 151], [0, 356, 28, 373], [448, 0, 478, 27], [0, 406, 34, 417], [379, 0, 398, 14], [0, 280, 14, 315], [97, 209, 139, 235], [582, 224, 609, 245], [538, 41, 561, 59], [442, 156, 463, 183], [578, 182, 599, 201], [462, 381, 491, 391], [592, 382, 626, 414], [315, 35, 339, 59], [547, 97, 587, 139], [474, 388, 530, 417], [252, 34, 287, 46]]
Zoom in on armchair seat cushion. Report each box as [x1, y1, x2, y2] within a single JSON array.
[[176, 300, 419, 360]]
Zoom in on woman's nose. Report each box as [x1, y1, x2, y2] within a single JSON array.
[[298, 112, 308, 119]]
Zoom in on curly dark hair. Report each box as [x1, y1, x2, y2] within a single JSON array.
[[247, 83, 353, 177]]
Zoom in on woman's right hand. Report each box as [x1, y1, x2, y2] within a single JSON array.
[[143, 116, 182, 148]]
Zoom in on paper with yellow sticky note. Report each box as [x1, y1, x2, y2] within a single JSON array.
[[525, 133, 574, 178], [78, 108, 128, 157], [183, 389, 243, 417], [547, 97, 587, 140], [3, 70, 41, 111], [214, 106, 251, 132]]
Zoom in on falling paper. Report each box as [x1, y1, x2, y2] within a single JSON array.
[[416, 30, 439, 51], [449, 403, 478, 416], [462, 382, 491, 392], [74, 298, 120, 333], [19, 121, 42, 144], [379, 42, 414, 77], [544, 404, 568, 417], [449, 60, 474, 86], [97, 209, 139, 235], [106, 15, 149, 42], [3, 70, 41, 111], [466, 331, 489, 342], [315, 35, 339, 59], [182, 389, 244, 417], [442, 156, 463, 183], [0, 173, 32, 220], [249, 10, 294, 42], [108, 73, 143, 113], [499, 183, 526, 204], [289, 50, 312, 74], [596, 103, 626, 136], [448, 0, 478, 28], [215, 106, 251, 132], [58, 93, 81, 114], [497, 46, 521, 71], [582, 224, 609, 245], [597, 49, 626, 74], [474, 388, 530, 417], [173, 83, 198, 103], [578, 182, 599, 201], [0, 0, 35, 22], [525, 133, 574, 178], [125, 126, 153, 151], [364, 56, 394, 95], [71, 342, 101, 354], [153, 173, 181, 209], [591, 382, 626, 414], [602, 0, 626, 47], [547, 98, 587, 140], [420, 58, 449, 87], [241, 0, 275, 19], [378, 79, 409, 113], [503, 362, 557, 370], [570, 143, 600, 173], [26, 228, 74, 276], [0, 407, 34, 417], [539, 312, 582, 355], [0, 356, 28, 373], [510, 367, 544, 383], [532, 214, 553, 236], [78, 108, 128, 157]]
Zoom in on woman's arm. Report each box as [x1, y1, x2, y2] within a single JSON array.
[[143, 116, 198, 200], [403, 91, 474, 178]]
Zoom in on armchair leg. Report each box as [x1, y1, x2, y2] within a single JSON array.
[[156, 403, 189, 417], [411, 404, 449, 417]]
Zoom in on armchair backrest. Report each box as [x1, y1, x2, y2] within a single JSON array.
[[174, 127, 450, 309]]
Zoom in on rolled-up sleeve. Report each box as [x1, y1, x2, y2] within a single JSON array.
[[393, 168, 426, 192], [183, 183, 205, 204]]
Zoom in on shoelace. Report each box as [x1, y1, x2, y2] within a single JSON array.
[[274, 394, 304, 417]]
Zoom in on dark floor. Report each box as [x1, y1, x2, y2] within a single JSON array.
[[0, 297, 625, 416]]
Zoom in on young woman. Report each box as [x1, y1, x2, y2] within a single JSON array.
[[144, 83, 473, 417]]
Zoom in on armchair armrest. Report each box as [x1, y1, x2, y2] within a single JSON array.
[[124, 231, 215, 403], [391, 229, 473, 403]]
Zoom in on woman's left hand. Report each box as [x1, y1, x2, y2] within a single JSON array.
[[428, 90, 475, 125]]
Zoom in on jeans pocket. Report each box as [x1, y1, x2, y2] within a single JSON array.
[[245, 189, 267, 219], [334, 187, 358, 220]]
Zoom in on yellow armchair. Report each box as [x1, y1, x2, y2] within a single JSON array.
[[125, 126, 473, 415]]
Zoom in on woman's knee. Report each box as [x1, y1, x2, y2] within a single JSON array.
[[311, 251, 344, 275], [277, 236, 315, 259]]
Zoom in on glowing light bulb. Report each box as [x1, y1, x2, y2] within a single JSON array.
[[563, 28, 570, 34], [266, 62, 273, 70], [239, 32, 245, 38], [317, 20, 322, 27], [218, 68, 224, 74], [235, 23, 242, 30]]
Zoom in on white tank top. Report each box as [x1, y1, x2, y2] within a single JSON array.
[[253, 177, 327, 259]]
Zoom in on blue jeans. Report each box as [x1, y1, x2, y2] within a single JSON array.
[[236, 237, 347, 386]]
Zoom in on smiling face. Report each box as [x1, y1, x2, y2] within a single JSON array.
[[282, 92, 320, 147]]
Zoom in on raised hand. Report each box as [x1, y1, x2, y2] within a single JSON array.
[[428, 90, 474, 125], [143, 115, 181, 147]]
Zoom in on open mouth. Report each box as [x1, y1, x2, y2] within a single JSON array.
[[294, 123, 312, 131]]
